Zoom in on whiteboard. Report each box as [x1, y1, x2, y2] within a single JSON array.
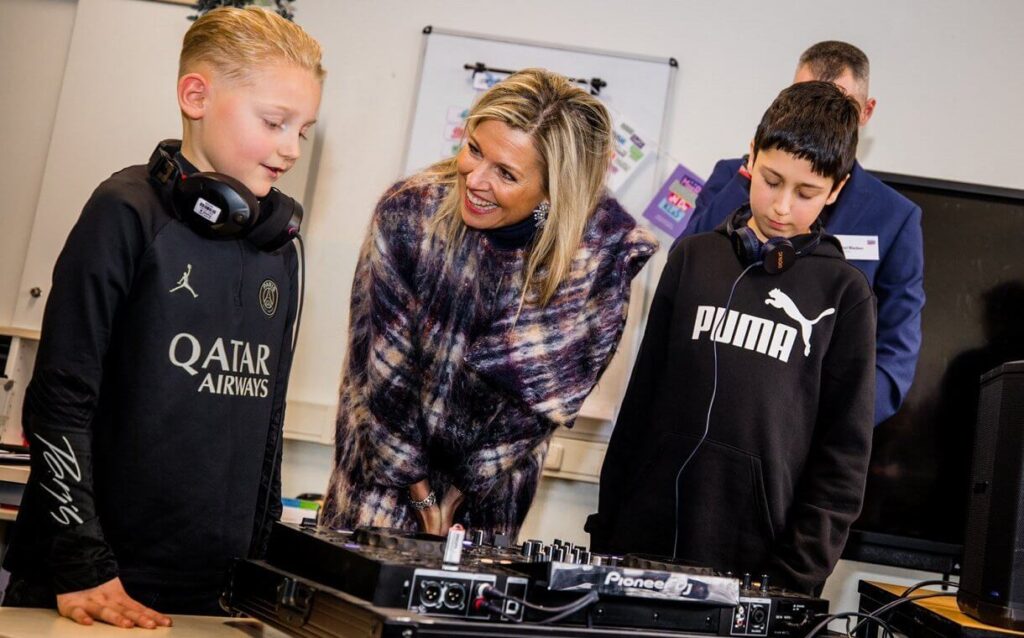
[[403, 27, 677, 217]]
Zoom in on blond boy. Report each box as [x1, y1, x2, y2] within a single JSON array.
[[2, 7, 323, 626]]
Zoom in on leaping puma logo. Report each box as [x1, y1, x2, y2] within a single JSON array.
[[765, 288, 834, 357]]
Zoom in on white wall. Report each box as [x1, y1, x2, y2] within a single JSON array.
[[5, 0, 1023, 617], [285, 0, 1024, 433], [0, 0, 77, 328]]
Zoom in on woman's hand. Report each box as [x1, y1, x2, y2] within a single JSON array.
[[409, 479, 441, 534], [438, 486, 465, 532], [414, 504, 443, 535], [56, 577, 172, 629]]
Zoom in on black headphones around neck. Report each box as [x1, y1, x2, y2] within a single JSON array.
[[147, 140, 302, 252], [725, 205, 825, 275]]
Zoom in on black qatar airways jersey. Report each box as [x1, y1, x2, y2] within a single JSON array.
[[5, 161, 298, 598]]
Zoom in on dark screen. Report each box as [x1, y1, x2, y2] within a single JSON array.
[[850, 174, 1024, 565]]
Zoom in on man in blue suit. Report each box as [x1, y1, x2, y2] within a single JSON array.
[[678, 41, 924, 425]]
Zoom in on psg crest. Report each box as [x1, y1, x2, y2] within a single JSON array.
[[259, 279, 279, 317]]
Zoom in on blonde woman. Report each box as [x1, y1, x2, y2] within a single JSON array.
[[322, 69, 658, 540]]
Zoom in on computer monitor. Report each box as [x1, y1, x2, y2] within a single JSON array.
[[841, 172, 1024, 575]]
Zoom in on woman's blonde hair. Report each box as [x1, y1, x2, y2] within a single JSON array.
[[412, 68, 612, 307], [180, 6, 325, 83]]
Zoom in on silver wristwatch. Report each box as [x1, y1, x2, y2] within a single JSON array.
[[409, 490, 436, 511]]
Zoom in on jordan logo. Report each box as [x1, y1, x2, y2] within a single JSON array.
[[170, 264, 198, 299], [765, 288, 834, 357]]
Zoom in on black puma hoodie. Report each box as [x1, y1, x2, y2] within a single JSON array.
[[588, 208, 875, 593]]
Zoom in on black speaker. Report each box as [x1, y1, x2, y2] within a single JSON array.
[[957, 360, 1024, 630]]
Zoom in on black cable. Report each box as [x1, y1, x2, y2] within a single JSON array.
[[849, 578, 959, 636], [251, 232, 304, 557], [291, 233, 306, 354], [878, 590, 957, 614], [803, 611, 897, 638], [536, 592, 600, 625], [481, 585, 597, 614], [901, 579, 959, 597], [877, 591, 958, 619], [475, 591, 600, 626], [474, 599, 519, 622], [864, 577, 958, 622], [850, 589, 958, 636], [672, 261, 759, 559]]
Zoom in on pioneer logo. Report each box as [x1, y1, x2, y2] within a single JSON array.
[[603, 571, 694, 596]]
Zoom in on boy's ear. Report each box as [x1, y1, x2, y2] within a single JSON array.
[[178, 72, 210, 120], [746, 140, 756, 171], [826, 173, 851, 205]]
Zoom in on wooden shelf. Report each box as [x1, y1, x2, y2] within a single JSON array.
[[860, 580, 1024, 638], [0, 327, 40, 340], [0, 508, 18, 522], [542, 436, 606, 484], [0, 463, 30, 484]]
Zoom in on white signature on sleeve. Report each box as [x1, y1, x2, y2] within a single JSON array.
[[33, 433, 85, 526]]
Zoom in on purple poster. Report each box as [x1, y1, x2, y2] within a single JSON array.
[[642, 164, 705, 238]]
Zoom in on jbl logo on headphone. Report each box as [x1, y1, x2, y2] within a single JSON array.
[[147, 140, 302, 252]]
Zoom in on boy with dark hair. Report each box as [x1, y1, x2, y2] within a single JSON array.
[[588, 81, 876, 594], [2, 6, 323, 627], [679, 40, 923, 426]]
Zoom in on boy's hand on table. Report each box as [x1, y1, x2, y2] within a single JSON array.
[[56, 577, 172, 629]]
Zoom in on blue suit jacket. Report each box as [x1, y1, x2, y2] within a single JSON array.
[[679, 158, 925, 424]]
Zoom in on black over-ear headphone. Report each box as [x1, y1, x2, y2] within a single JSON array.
[[725, 205, 823, 275], [147, 140, 302, 252]]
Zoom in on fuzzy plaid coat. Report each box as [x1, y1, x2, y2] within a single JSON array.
[[321, 181, 657, 538]]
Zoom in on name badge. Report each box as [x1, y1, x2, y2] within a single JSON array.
[[835, 234, 880, 261]]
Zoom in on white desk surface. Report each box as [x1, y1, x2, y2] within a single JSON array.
[[0, 608, 291, 637], [0, 465, 287, 635]]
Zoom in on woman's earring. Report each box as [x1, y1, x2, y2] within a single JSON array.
[[532, 201, 550, 228]]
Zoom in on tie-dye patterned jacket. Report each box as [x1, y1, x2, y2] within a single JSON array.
[[322, 180, 657, 538]]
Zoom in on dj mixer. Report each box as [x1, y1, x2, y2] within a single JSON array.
[[224, 522, 828, 637]]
